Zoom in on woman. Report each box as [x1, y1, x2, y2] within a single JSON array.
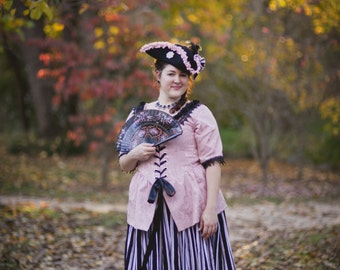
[[117, 41, 236, 269]]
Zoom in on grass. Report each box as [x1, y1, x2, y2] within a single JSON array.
[[0, 141, 130, 204], [1, 136, 340, 207]]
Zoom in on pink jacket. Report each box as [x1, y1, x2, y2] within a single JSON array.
[[122, 101, 227, 232]]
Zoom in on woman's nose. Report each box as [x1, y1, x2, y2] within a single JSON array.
[[174, 75, 180, 83]]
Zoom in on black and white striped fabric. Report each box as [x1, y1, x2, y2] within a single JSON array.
[[124, 202, 236, 270]]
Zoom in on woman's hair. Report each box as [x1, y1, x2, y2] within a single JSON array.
[[154, 59, 194, 114]]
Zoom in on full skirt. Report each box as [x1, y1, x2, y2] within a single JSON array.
[[124, 202, 236, 270]]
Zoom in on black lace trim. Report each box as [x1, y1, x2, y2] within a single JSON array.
[[132, 100, 200, 125], [133, 101, 146, 114], [118, 152, 126, 158], [202, 156, 225, 168], [173, 100, 200, 125]]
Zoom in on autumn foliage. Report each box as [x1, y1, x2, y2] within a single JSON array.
[[0, 0, 339, 178]]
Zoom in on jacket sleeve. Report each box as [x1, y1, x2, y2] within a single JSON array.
[[193, 105, 224, 168]]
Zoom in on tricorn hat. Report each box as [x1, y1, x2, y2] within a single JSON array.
[[140, 41, 205, 79]]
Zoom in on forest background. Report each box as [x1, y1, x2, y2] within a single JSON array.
[[0, 0, 339, 269], [1, 0, 339, 184]]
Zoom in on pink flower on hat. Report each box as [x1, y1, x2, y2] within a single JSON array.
[[166, 51, 175, 59]]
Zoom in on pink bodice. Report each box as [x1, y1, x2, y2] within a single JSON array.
[[121, 101, 227, 232]]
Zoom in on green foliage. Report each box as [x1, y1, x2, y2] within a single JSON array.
[[220, 126, 252, 158], [6, 133, 87, 157], [0, 0, 339, 171], [164, 0, 339, 172], [0, 0, 33, 38], [308, 134, 340, 170], [27, 0, 53, 21]]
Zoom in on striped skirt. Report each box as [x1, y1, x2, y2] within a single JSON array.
[[124, 201, 236, 270]]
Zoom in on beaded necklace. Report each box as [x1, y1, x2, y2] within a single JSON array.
[[155, 100, 178, 110]]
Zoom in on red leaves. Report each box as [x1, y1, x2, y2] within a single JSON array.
[[261, 26, 270, 34], [29, 1, 166, 155], [67, 127, 86, 146], [104, 12, 122, 23], [39, 53, 52, 65], [67, 108, 118, 147], [85, 79, 120, 100], [86, 115, 105, 127]]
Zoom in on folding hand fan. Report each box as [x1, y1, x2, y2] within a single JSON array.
[[116, 110, 183, 153]]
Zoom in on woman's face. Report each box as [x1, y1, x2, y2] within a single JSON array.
[[157, 64, 189, 101]]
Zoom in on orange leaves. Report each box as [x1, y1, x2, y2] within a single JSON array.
[[77, 78, 122, 101], [67, 127, 86, 146], [52, 95, 62, 108], [86, 115, 105, 127], [39, 53, 52, 65], [104, 12, 118, 22], [89, 141, 99, 152], [0, 0, 8, 6], [37, 68, 66, 79], [66, 130, 79, 142]]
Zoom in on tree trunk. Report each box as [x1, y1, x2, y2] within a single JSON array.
[[21, 25, 58, 137], [14, 1, 59, 138], [61, 0, 81, 123], [1, 30, 30, 131], [101, 142, 112, 188]]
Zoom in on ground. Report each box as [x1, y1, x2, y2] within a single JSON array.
[[0, 150, 339, 269]]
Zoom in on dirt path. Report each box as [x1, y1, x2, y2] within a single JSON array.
[[1, 195, 339, 244], [226, 200, 340, 243]]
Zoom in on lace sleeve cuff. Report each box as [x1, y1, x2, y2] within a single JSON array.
[[201, 156, 225, 168]]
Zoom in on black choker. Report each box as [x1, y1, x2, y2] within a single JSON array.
[[155, 101, 178, 109]]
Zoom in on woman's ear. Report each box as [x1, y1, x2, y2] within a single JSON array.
[[156, 70, 161, 83]]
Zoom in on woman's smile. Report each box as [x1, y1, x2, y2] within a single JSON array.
[[171, 84, 182, 90], [158, 64, 189, 100]]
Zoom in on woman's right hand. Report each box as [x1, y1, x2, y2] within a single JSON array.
[[119, 143, 156, 172], [130, 143, 156, 161]]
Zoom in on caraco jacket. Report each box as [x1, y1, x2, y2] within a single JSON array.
[[119, 100, 227, 232]]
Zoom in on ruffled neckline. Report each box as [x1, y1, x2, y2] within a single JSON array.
[[133, 100, 201, 126]]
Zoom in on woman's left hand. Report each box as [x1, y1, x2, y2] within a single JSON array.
[[199, 208, 218, 239]]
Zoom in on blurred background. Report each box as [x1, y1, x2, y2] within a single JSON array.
[[0, 0, 339, 269], [0, 0, 339, 184]]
